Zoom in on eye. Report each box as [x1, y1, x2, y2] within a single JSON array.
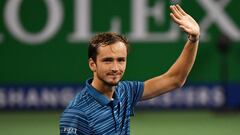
[[118, 58, 126, 63]]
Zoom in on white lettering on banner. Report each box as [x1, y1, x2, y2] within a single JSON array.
[[26, 88, 39, 107], [1, 0, 240, 43], [68, 0, 122, 42], [212, 86, 225, 107], [161, 93, 172, 107], [41, 88, 59, 107], [8, 88, 24, 107], [185, 87, 195, 107], [4, 0, 63, 44], [198, 0, 240, 41], [138, 86, 225, 108], [174, 88, 186, 106], [196, 87, 209, 106], [0, 86, 226, 109], [59, 87, 76, 106], [129, 0, 179, 42], [0, 87, 77, 109], [68, 0, 91, 41]]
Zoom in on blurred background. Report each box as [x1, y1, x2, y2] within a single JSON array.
[[0, 0, 240, 135]]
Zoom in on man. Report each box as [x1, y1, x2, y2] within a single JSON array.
[[60, 4, 200, 135]]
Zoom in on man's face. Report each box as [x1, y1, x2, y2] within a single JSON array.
[[89, 41, 127, 86]]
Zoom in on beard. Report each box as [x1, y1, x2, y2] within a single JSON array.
[[97, 72, 123, 86]]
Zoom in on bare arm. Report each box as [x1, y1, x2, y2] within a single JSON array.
[[142, 5, 200, 100]]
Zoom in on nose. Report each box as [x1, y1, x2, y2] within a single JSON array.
[[111, 61, 119, 72]]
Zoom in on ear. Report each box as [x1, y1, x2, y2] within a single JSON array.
[[88, 58, 96, 72]]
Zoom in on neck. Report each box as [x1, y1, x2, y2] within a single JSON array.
[[91, 78, 115, 100]]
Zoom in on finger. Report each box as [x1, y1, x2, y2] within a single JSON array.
[[170, 13, 181, 24], [173, 5, 183, 17], [176, 4, 187, 16], [170, 5, 181, 19]]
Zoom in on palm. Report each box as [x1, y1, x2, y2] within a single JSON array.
[[170, 5, 200, 37]]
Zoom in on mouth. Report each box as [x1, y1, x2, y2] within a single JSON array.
[[108, 74, 120, 77], [107, 73, 122, 78]]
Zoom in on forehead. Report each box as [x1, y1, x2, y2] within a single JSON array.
[[97, 42, 127, 58]]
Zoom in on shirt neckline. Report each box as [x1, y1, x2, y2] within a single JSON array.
[[86, 79, 120, 106]]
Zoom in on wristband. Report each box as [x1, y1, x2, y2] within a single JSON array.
[[188, 35, 199, 43]]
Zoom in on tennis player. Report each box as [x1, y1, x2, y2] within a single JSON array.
[[60, 4, 200, 135]]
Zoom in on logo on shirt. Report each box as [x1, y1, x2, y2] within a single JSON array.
[[62, 127, 77, 134]]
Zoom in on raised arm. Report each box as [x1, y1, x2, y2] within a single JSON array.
[[142, 5, 200, 100]]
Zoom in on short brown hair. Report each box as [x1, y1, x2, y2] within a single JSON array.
[[88, 32, 129, 62]]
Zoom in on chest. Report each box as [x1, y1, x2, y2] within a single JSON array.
[[88, 100, 131, 134]]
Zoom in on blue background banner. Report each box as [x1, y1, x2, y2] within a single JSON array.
[[1, 84, 239, 109]]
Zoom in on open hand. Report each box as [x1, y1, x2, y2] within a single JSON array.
[[170, 5, 200, 38]]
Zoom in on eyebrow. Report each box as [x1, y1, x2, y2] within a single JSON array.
[[101, 57, 126, 61], [102, 57, 113, 61]]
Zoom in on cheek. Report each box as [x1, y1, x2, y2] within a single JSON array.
[[120, 63, 127, 71], [96, 64, 109, 72]]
